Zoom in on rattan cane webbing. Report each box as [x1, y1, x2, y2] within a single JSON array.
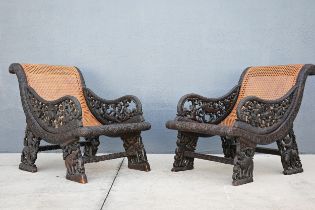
[[220, 64, 303, 127], [22, 64, 101, 127]]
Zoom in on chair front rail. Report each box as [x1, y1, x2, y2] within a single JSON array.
[[83, 152, 128, 164], [184, 151, 234, 165], [255, 147, 280, 155], [38, 141, 88, 152]]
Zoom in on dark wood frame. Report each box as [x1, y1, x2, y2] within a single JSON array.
[[166, 64, 315, 186], [10, 63, 151, 184]]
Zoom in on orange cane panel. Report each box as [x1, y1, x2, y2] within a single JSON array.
[[22, 64, 101, 127], [220, 64, 303, 127]]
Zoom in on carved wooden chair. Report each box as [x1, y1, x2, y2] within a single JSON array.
[[166, 64, 315, 186], [10, 63, 151, 183]]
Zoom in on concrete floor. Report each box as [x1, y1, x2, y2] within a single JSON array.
[[0, 154, 315, 210]]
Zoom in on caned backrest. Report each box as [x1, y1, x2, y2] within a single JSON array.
[[220, 64, 304, 127], [22, 64, 101, 127]]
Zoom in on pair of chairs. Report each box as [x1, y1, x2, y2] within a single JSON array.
[[9, 63, 315, 186]]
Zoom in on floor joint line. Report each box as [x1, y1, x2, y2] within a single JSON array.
[[100, 157, 125, 210]]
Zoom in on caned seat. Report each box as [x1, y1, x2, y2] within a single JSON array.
[[10, 63, 151, 184], [166, 64, 315, 186]]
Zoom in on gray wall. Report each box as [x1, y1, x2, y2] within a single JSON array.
[[1, 0, 315, 153]]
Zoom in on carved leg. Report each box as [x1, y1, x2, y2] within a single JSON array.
[[19, 127, 41, 173], [84, 136, 100, 157], [62, 141, 87, 184], [221, 136, 236, 159], [172, 131, 198, 172], [277, 129, 303, 175], [121, 132, 150, 171], [232, 140, 255, 186]]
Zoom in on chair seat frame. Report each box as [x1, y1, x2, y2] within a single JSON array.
[[10, 63, 151, 183], [166, 64, 315, 186]]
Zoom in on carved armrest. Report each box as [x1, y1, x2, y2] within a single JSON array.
[[25, 86, 83, 133], [236, 86, 297, 129], [176, 85, 240, 124], [84, 88, 144, 124]]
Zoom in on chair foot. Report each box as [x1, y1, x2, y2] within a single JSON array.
[[121, 132, 151, 172], [171, 165, 194, 172], [62, 141, 88, 184], [172, 131, 198, 172], [128, 162, 151, 172], [232, 140, 255, 186], [66, 174, 88, 184], [19, 162, 38, 172], [277, 128, 303, 176], [232, 177, 253, 186], [19, 127, 40, 173], [283, 168, 303, 175]]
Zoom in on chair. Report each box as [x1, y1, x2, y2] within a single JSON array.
[[166, 64, 315, 185], [9, 63, 151, 183]]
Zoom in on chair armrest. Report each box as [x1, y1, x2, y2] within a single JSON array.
[[176, 85, 240, 124], [236, 86, 297, 129], [83, 88, 144, 124], [25, 86, 83, 133]]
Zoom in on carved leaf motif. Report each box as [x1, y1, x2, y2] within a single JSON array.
[[85, 90, 139, 124], [180, 89, 239, 124], [26, 88, 81, 129], [239, 93, 294, 128]]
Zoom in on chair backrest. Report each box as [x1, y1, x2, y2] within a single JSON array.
[[220, 64, 304, 127], [21, 64, 101, 127]]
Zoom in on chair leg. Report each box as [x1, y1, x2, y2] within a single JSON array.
[[121, 132, 150, 171], [232, 140, 255, 186], [221, 136, 237, 159], [84, 136, 100, 157], [62, 141, 87, 184], [277, 128, 303, 175], [19, 127, 41, 173], [172, 131, 198, 172]]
